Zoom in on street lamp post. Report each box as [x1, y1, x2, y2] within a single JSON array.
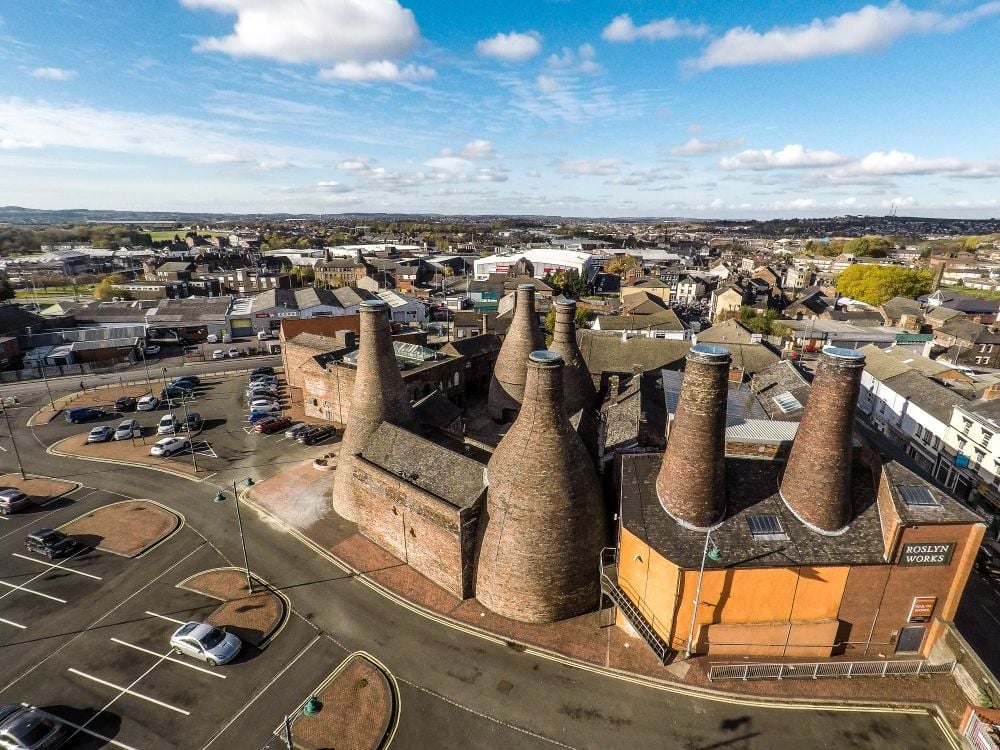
[[138, 341, 152, 391], [177, 394, 198, 473], [161, 367, 170, 407], [36, 363, 55, 412], [0, 404, 26, 480], [685, 529, 722, 659], [213, 477, 255, 593]]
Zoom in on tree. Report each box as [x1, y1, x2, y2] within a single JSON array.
[[543, 306, 595, 343], [835, 264, 932, 305], [93, 273, 132, 302], [605, 254, 638, 276]]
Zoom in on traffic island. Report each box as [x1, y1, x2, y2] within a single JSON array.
[[0, 473, 78, 508], [60, 499, 181, 557], [281, 652, 398, 750], [178, 568, 286, 648], [49, 431, 203, 478]]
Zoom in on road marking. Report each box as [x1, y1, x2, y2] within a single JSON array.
[[200, 634, 321, 750], [0, 515, 8, 522], [19, 706, 140, 750], [0, 579, 67, 602], [68, 667, 191, 715], [145, 610, 187, 625], [11, 552, 103, 580], [111, 637, 226, 679], [0, 616, 26, 629]]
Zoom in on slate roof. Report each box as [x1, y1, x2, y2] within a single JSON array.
[[881, 296, 924, 322], [595, 309, 685, 332], [883, 460, 982, 526], [289, 332, 352, 352], [576, 330, 690, 377], [881, 370, 970, 422], [330, 286, 377, 308], [937, 318, 998, 344], [626, 277, 670, 290], [146, 298, 231, 323], [0, 304, 44, 335], [750, 360, 812, 420], [441, 333, 501, 358], [412, 389, 462, 431], [859, 344, 912, 381], [695, 319, 757, 345], [725, 343, 781, 376], [359, 423, 486, 510], [925, 306, 966, 324], [620, 453, 887, 569]]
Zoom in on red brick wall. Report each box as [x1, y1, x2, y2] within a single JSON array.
[[352, 457, 481, 599]]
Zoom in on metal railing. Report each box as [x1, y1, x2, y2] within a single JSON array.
[[708, 659, 956, 681], [599, 547, 672, 664]]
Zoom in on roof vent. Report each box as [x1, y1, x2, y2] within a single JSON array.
[[772, 391, 803, 414], [747, 514, 789, 541], [898, 485, 940, 508]]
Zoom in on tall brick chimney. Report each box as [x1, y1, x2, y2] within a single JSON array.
[[779, 346, 866, 535], [476, 351, 608, 623], [655, 344, 731, 529], [330, 300, 416, 522], [489, 284, 545, 421], [548, 299, 597, 415]]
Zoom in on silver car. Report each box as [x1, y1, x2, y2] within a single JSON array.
[[113, 419, 140, 441], [170, 621, 242, 666], [157, 413, 180, 435], [0, 704, 69, 749], [149, 436, 191, 457], [86, 425, 114, 443], [0, 488, 30, 515]]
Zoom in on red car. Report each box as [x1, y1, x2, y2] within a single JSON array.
[[252, 417, 293, 434]]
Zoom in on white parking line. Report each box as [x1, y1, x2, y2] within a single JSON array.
[[110, 637, 226, 679], [145, 610, 186, 625], [11, 552, 103, 580], [0, 616, 26, 629], [68, 668, 191, 715], [19, 706, 140, 750], [0, 516, 8, 522], [0, 580, 66, 603]]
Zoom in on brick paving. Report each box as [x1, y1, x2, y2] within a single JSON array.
[[50, 432, 200, 477], [60, 500, 180, 557], [0, 473, 76, 506], [248, 461, 972, 729], [180, 569, 285, 648], [288, 655, 394, 750]]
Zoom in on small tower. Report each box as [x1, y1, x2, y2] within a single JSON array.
[[488, 284, 545, 421], [548, 299, 597, 415], [330, 300, 416, 523], [655, 344, 731, 529], [780, 346, 865, 534], [476, 351, 608, 623]]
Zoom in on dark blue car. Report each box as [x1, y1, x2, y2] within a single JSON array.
[[65, 406, 106, 423]]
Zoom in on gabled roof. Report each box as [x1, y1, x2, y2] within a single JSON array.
[[577, 330, 690, 377], [882, 369, 969, 423], [595, 309, 685, 332], [412, 389, 463, 431], [695, 319, 757, 345], [859, 344, 912, 381], [880, 296, 923, 321], [441, 333, 501, 358]]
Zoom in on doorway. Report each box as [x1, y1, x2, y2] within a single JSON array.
[[896, 626, 926, 653]]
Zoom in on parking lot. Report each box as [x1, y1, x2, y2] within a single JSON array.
[[0, 485, 344, 749]]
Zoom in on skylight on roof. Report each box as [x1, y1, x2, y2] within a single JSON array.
[[898, 485, 940, 508], [771, 391, 803, 414], [746, 514, 789, 541]]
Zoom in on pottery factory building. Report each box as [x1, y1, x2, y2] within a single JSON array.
[[612, 346, 985, 659]]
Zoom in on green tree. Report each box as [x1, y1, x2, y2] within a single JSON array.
[[835, 264, 932, 305], [543, 306, 595, 343]]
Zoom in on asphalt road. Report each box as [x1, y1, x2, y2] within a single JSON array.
[[0, 377, 952, 749]]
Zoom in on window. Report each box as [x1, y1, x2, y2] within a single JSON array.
[[746, 514, 789, 541], [957, 436, 968, 450], [977, 357, 990, 365], [899, 485, 940, 507], [963, 418, 974, 433], [983, 431, 994, 445], [974, 449, 986, 469]]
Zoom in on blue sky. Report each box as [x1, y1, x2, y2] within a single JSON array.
[[1, 0, 999, 218]]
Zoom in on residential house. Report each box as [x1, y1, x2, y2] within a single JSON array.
[[934, 318, 1000, 368], [620, 277, 671, 304], [591, 309, 690, 340]]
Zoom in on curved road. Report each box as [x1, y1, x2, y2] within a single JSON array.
[[0, 378, 951, 749]]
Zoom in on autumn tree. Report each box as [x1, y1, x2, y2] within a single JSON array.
[[835, 264, 932, 305], [605, 254, 638, 276], [543, 306, 595, 343]]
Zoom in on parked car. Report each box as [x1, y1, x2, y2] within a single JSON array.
[[976, 540, 1000, 577], [249, 400, 280, 414], [247, 380, 278, 393], [86, 425, 114, 443], [284, 422, 309, 439], [150, 436, 191, 457], [172, 375, 201, 387], [212, 349, 225, 360], [0, 488, 30, 515], [297, 425, 337, 445], [137, 395, 160, 411], [182, 412, 203, 432], [227, 348, 240, 358], [0, 703, 70, 749], [144, 344, 161, 356], [248, 410, 278, 423], [65, 406, 105, 424], [170, 621, 242, 666], [114, 395, 137, 412], [113, 419, 140, 441], [251, 366, 275, 376], [157, 414, 180, 435], [253, 416, 293, 434], [207, 333, 219, 344], [24, 528, 81, 558], [160, 385, 192, 400]]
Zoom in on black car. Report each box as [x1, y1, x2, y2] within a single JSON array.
[[65, 406, 106, 424], [297, 425, 337, 445], [251, 366, 275, 377], [182, 412, 203, 431], [24, 528, 81, 559], [171, 375, 201, 388], [114, 395, 137, 412], [0, 704, 70, 749], [160, 385, 193, 399]]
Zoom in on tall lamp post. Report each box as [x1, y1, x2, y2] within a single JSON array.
[[685, 529, 722, 659], [213, 477, 255, 593], [0, 403, 25, 480]]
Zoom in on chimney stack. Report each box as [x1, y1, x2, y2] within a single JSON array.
[[656, 344, 731, 529], [330, 300, 416, 522], [548, 300, 597, 415], [489, 284, 545, 420], [476, 351, 607, 623], [780, 346, 865, 535]]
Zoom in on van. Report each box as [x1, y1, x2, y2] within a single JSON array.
[[206, 334, 219, 344], [976, 539, 1000, 577], [222, 334, 232, 344]]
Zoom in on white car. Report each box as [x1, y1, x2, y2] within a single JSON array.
[[228, 347, 240, 358], [250, 396, 279, 409], [212, 349, 225, 360], [157, 413, 180, 435], [170, 621, 242, 666], [150, 436, 191, 457], [144, 344, 161, 355], [249, 402, 281, 415], [113, 419, 139, 440], [137, 395, 159, 411]]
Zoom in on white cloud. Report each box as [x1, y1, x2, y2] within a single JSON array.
[[181, 0, 420, 64], [687, 1, 1000, 72], [671, 137, 745, 156], [338, 158, 372, 171], [719, 144, 850, 170], [609, 167, 688, 185], [476, 31, 543, 62], [548, 44, 601, 74], [883, 196, 918, 208], [536, 74, 559, 92], [315, 180, 353, 193], [423, 156, 472, 171], [318, 60, 435, 82], [838, 196, 860, 208], [439, 139, 494, 161], [820, 150, 1000, 182], [31, 67, 77, 81], [554, 158, 621, 176], [0, 137, 42, 150], [602, 14, 708, 42]]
